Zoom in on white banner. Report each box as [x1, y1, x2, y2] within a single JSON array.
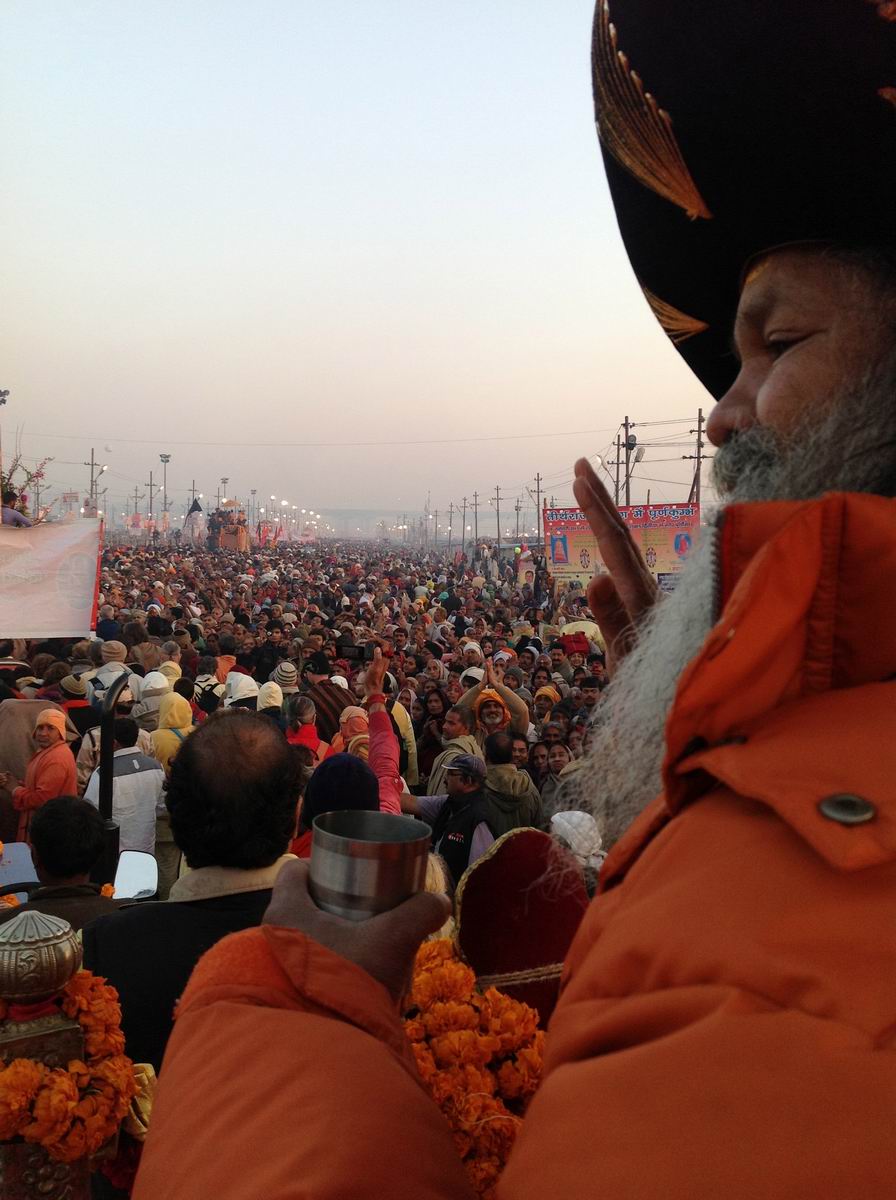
[[0, 519, 102, 638]]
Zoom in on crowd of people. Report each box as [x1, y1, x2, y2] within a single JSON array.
[[2, 0, 894, 1193], [0, 537, 608, 891]]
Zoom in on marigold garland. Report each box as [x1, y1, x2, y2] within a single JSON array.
[[403, 940, 545, 1199], [0, 971, 137, 1162]]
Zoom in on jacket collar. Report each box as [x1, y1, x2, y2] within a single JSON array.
[[663, 493, 896, 806], [168, 854, 295, 903]]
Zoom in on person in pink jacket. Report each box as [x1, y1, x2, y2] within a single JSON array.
[[289, 651, 402, 857]]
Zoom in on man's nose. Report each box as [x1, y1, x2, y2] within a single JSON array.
[[706, 364, 761, 447]]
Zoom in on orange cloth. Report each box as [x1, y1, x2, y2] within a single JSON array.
[[134, 494, 896, 1199], [215, 655, 237, 684], [472, 687, 511, 728], [12, 741, 77, 841]]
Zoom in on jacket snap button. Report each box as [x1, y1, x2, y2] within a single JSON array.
[[818, 794, 876, 825]]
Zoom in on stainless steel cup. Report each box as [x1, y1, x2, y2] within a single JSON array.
[[309, 810, 432, 921]]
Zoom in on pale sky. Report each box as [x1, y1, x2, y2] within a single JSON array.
[[1, 0, 713, 534]]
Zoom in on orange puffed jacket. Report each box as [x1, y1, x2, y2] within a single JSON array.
[[134, 494, 896, 1200]]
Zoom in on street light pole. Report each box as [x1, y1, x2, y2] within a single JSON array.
[[160, 454, 171, 527]]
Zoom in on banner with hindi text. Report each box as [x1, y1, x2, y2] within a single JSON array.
[[544, 503, 699, 592]]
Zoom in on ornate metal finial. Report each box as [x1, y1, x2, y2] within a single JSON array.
[[0, 912, 82, 1005]]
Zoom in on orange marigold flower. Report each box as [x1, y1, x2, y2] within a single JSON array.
[[410, 961, 476, 1011], [403, 1017, 426, 1043], [0, 1059, 47, 1140], [23, 1068, 79, 1147], [100, 883, 115, 898], [477, 988, 539, 1055], [49, 1117, 90, 1163], [430, 1029, 498, 1070], [0, 893, 20, 908], [422, 1000, 480, 1038], [410, 1042, 438, 1085]]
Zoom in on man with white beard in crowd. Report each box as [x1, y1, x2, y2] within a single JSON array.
[[134, 4, 895, 1197]]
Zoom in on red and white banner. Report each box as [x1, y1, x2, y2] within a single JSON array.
[[0, 519, 103, 638]]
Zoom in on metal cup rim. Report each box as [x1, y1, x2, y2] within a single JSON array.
[[311, 809, 431, 850]]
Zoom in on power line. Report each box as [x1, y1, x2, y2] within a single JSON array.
[[18, 426, 620, 450]]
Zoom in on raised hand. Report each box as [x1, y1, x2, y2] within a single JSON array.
[[572, 457, 659, 674]]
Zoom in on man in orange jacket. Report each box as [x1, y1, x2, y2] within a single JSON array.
[[134, 4, 896, 1197]]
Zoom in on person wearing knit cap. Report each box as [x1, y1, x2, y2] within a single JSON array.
[[289, 754, 379, 858], [272, 660, 299, 695], [0, 709, 77, 841], [86, 642, 134, 708]]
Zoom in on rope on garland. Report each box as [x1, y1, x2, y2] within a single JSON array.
[[476, 962, 564, 989]]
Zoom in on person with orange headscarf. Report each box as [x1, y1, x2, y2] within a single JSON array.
[[0, 709, 77, 840]]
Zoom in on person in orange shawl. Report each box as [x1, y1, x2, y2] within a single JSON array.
[[133, 5, 896, 1199], [326, 705, 369, 760], [0, 709, 77, 840], [455, 659, 529, 749]]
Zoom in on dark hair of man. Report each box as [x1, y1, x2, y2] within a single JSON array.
[[122, 621, 150, 648], [197, 655, 217, 676], [447, 704, 473, 732], [173, 678, 195, 701], [2, 490, 17, 505], [30, 796, 104, 879], [218, 635, 237, 655], [113, 717, 140, 748], [166, 709, 301, 869], [484, 730, 513, 765]]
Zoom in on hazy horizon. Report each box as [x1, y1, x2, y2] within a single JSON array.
[[2, 1, 713, 532]]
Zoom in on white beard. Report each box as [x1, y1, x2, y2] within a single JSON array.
[[564, 530, 716, 848]]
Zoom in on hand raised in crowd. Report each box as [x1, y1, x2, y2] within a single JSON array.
[[484, 658, 497, 688], [573, 457, 659, 674], [363, 647, 388, 702], [264, 859, 450, 1004]]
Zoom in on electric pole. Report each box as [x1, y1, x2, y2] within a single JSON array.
[[514, 497, 521, 540], [534, 473, 542, 543], [84, 448, 108, 516], [472, 491, 479, 548], [447, 502, 454, 553], [434, 509, 439, 550], [145, 470, 156, 521], [494, 485, 502, 555], [250, 488, 257, 525], [686, 407, 705, 505], [132, 485, 143, 521], [614, 435, 622, 505], [624, 415, 632, 506], [461, 497, 467, 553]]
